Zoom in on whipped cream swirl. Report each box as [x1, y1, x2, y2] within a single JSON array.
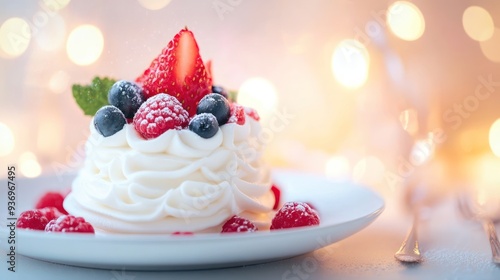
[[64, 117, 274, 233]]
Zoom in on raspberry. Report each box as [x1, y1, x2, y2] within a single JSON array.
[[221, 215, 258, 233], [39, 207, 63, 222], [227, 103, 245, 125], [245, 107, 260, 121], [35, 191, 68, 214], [270, 202, 320, 230], [271, 184, 281, 210], [133, 93, 190, 139], [45, 215, 95, 233], [16, 210, 49, 230]]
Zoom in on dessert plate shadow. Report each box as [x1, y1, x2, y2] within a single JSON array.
[[0, 170, 384, 270]]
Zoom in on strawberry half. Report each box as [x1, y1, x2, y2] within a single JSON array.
[[136, 28, 212, 116]]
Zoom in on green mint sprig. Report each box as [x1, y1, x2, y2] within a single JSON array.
[[72, 77, 117, 116]]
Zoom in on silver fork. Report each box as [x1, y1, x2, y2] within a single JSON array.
[[394, 184, 424, 263], [457, 193, 500, 264], [394, 208, 422, 263]]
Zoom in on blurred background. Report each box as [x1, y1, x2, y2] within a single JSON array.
[[1, 0, 500, 201]]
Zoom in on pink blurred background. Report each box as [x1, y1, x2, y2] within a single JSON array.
[[1, 0, 500, 199]]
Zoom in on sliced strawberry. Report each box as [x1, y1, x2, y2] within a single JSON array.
[[205, 59, 212, 80], [136, 28, 212, 116]]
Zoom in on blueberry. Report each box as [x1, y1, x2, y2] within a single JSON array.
[[189, 113, 219, 139], [211, 85, 228, 99], [196, 93, 230, 125], [108, 80, 145, 118], [94, 105, 126, 137]]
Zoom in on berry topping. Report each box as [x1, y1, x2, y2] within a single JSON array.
[[39, 207, 64, 222], [94, 105, 127, 137], [205, 60, 212, 80], [221, 215, 258, 233], [270, 202, 320, 230], [245, 107, 260, 121], [35, 191, 68, 215], [45, 215, 95, 233], [227, 103, 246, 125], [136, 28, 212, 116], [133, 93, 189, 139], [211, 85, 228, 99], [188, 113, 219, 139], [271, 185, 281, 210], [196, 93, 231, 125], [17, 210, 49, 230], [108, 80, 145, 118]]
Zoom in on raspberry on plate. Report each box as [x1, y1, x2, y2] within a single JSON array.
[[133, 93, 190, 139], [136, 27, 212, 116], [16, 210, 49, 230], [35, 191, 68, 214], [270, 202, 320, 230], [221, 215, 258, 233], [45, 215, 95, 233], [39, 207, 63, 222]]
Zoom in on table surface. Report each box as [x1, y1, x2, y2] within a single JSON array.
[[1, 194, 500, 280]]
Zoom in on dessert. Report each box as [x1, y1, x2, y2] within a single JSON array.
[[63, 28, 275, 234]]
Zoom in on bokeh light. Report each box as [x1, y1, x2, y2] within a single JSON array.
[[331, 39, 370, 89], [237, 77, 278, 121], [34, 14, 66, 51], [410, 139, 434, 166], [137, 0, 172, 10], [387, 1, 425, 41], [399, 108, 419, 136], [324, 156, 350, 179], [462, 6, 494, 42], [66, 24, 104, 65], [49, 70, 71, 94], [352, 156, 386, 184], [480, 28, 500, 63], [42, 0, 71, 11], [0, 17, 31, 58], [489, 119, 500, 157], [0, 122, 15, 156], [37, 116, 63, 154], [19, 152, 42, 178]]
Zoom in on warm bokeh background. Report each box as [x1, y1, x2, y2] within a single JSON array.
[[1, 0, 500, 199]]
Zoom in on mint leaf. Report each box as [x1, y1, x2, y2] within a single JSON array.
[[72, 77, 116, 116], [228, 90, 238, 102]]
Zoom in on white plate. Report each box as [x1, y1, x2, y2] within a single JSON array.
[[0, 170, 384, 270]]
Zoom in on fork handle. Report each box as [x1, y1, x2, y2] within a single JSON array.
[[395, 211, 422, 263], [482, 219, 500, 264]]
